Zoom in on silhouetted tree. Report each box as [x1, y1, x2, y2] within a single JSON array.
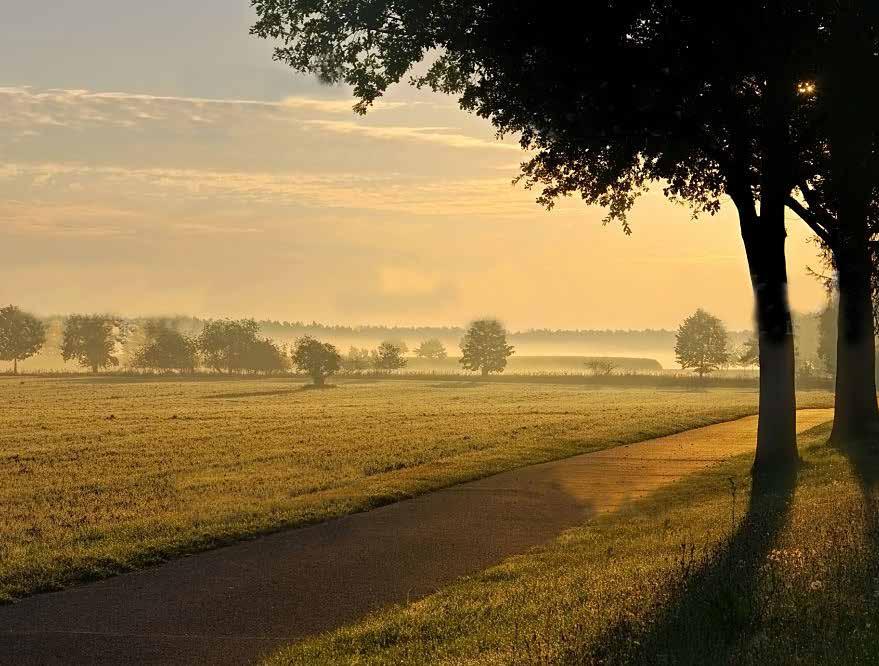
[[675, 310, 730, 378], [251, 0, 826, 471], [131, 321, 199, 373], [197, 319, 260, 374], [61, 315, 123, 373], [414, 339, 448, 360], [459, 320, 514, 377], [372, 342, 407, 372], [0, 305, 46, 375], [292, 336, 341, 386]]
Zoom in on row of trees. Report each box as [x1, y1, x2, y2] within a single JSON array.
[[251, 1, 879, 471], [0, 311, 290, 375], [291, 320, 515, 384], [0, 309, 515, 381]]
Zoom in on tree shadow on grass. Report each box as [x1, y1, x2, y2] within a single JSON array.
[[838, 435, 879, 571], [584, 464, 798, 665], [839, 434, 879, 497]]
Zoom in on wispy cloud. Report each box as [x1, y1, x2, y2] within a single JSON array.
[[0, 199, 138, 238], [0, 86, 410, 133], [304, 119, 519, 151], [0, 161, 539, 219]]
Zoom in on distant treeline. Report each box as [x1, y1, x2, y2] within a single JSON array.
[[254, 321, 744, 350], [8, 312, 831, 374], [406, 356, 663, 373]]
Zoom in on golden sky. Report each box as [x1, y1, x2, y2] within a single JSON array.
[[0, 2, 826, 330]]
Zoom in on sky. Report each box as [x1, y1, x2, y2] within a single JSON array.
[[0, 1, 827, 330]]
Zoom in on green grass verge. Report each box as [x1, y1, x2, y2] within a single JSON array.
[[267, 421, 879, 665]]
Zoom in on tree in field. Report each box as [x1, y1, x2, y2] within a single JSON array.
[[251, 1, 829, 471], [61, 315, 124, 373], [131, 321, 199, 373], [674, 310, 731, 379], [585, 359, 618, 377], [342, 346, 372, 372], [242, 338, 289, 374], [0, 305, 46, 375], [197, 319, 260, 374], [372, 342, 407, 372], [459, 320, 514, 377], [292, 336, 341, 386], [414, 339, 447, 360]]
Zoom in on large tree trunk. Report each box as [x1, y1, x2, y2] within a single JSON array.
[[747, 233, 798, 473], [831, 243, 879, 443], [739, 59, 800, 474], [826, 3, 879, 443]]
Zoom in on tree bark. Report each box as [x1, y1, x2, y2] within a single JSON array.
[[746, 232, 798, 472], [826, 3, 879, 443], [739, 60, 799, 474], [830, 220, 879, 442], [13, 358, 17, 375]]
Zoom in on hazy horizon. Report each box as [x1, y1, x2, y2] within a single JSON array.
[[1, 1, 827, 331]]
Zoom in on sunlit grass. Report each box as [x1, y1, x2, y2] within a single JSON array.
[[0, 376, 831, 602], [266, 422, 879, 665]]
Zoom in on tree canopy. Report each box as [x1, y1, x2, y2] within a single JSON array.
[[131, 321, 199, 373], [0, 305, 46, 375], [292, 336, 342, 385], [373, 341, 408, 371], [61, 315, 123, 373], [197, 319, 261, 373], [459, 319, 514, 376], [674, 309, 730, 378], [414, 339, 447, 360]]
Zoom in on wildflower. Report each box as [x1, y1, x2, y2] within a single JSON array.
[[810, 580, 824, 591]]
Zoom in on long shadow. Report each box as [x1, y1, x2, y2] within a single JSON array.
[[838, 436, 879, 580], [585, 464, 798, 665], [839, 435, 879, 496]]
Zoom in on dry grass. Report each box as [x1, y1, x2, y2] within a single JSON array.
[[266, 420, 879, 665], [0, 376, 831, 602]]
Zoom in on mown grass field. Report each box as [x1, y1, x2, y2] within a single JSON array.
[[0, 376, 832, 602], [267, 421, 879, 665]]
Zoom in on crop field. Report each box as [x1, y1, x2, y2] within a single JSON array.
[[0, 376, 833, 601]]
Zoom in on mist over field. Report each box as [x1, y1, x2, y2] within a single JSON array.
[[2, 314, 763, 374]]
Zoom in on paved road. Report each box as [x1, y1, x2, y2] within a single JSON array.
[[0, 409, 833, 665]]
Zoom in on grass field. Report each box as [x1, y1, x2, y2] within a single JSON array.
[[266, 421, 879, 665], [0, 376, 832, 602]]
